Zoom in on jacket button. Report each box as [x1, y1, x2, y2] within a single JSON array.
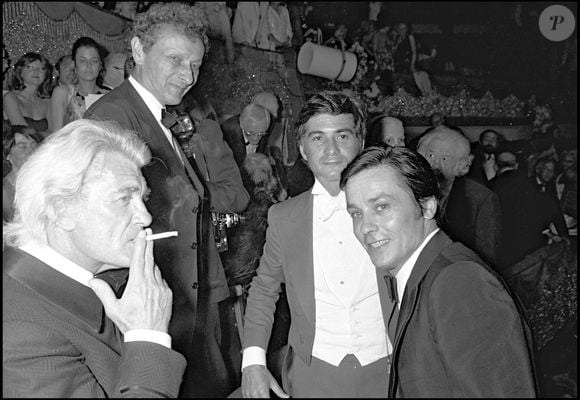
[[192, 282, 199, 289], [191, 242, 198, 249]]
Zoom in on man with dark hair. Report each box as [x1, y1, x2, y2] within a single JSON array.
[[85, 3, 249, 396], [341, 143, 537, 397], [241, 91, 390, 397], [468, 128, 503, 184]]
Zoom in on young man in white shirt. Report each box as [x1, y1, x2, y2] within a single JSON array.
[[241, 91, 390, 398]]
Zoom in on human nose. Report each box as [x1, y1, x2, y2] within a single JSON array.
[[324, 137, 338, 155], [359, 212, 378, 235], [179, 64, 195, 86], [134, 199, 153, 227]]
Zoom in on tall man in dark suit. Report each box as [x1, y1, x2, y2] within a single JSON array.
[[3, 119, 186, 397], [417, 126, 501, 267], [241, 91, 390, 397], [341, 144, 538, 397], [85, 3, 249, 397]]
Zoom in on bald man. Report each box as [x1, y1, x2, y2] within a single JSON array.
[[221, 103, 271, 167], [366, 115, 405, 147], [417, 126, 501, 267]]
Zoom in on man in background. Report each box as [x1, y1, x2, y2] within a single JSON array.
[[417, 126, 501, 267]]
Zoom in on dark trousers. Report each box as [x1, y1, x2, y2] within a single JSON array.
[[286, 353, 389, 398]]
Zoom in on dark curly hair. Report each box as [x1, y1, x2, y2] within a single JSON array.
[[133, 2, 210, 55], [11, 53, 53, 98]]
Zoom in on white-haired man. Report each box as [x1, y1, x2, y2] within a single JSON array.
[[3, 119, 186, 397], [417, 126, 501, 267]]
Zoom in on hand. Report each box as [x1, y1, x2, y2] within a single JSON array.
[[89, 228, 173, 334], [241, 365, 288, 398]]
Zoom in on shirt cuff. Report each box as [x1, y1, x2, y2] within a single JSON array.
[[241, 346, 267, 371], [124, 329, 172, 349]]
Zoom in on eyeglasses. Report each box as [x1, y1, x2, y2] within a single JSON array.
[[243, 129, 268, 137]]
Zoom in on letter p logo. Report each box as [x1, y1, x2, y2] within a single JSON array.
[[539, 5, 576, 41]]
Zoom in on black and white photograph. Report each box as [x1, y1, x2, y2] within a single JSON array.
[[3, 1, 576, 398]]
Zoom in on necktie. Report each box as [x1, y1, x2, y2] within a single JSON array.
[[384, 273, 399, 342], [319, 192, 346, 221], [94, 268, 129, 299]]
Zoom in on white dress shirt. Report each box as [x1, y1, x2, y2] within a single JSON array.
[[393, 228, 440, 310], [19, 241, 171, 349], [127, 76, 184, 164]]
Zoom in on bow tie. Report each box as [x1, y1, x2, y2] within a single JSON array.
[[384, 273, 399, 304], [161, 109, 179, 130], [318, 192, 346, 221]]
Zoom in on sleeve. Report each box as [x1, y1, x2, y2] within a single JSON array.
[[3, 320, 186, 398], [475, 190, 501, 265], [197, 119, 250, 213], [429, 263, 537, 397], [242, 205, 285, 350]]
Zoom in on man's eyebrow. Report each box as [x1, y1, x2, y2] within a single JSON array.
[[306, 128, 354, 136]]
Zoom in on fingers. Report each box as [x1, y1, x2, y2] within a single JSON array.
[[88, 278, 116, 312]]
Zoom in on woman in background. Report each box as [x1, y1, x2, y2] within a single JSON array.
[[3, 52, 52, 135], [50, 37, 109, 132], [3, 125, 43, 221]]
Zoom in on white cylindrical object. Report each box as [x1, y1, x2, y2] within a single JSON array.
[[297, 42, 358, 82]]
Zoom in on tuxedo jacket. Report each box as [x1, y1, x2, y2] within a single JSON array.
[[443, 176, 501, 266], [85, 80, 237, 354], [3, 246, 186, 398], [242, 190, 317, 365], [388, 230, 537, 397]]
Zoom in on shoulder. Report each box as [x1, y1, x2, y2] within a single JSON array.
[[269, 190, 310, 217], [3, 91, 19, 106], [51, 84, 72, 100]]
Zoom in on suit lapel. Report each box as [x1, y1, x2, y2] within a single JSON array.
[[3, 246, 105, 332], [394, 230, 453, 343], [283, 192, 316, 323]]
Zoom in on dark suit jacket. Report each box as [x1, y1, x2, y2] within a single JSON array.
[[388, 230, 537, 397], [3, 246, 186, 398], [443, 176, 501, 266], [85, 80, 231, 355]]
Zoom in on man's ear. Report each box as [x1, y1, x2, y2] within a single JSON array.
[[130, 36, 144, 65], [299, 143, 308, 162], [458, 155, 473, 176], [49, 201, 76, 232], [421, 197, 437, 220]]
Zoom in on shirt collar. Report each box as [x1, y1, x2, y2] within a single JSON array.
[[394, 228, 439, 303], [19, 241, 95, 286], [128, 75, 165, 121]]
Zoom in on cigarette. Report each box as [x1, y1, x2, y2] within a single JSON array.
[[145, 231, 179, 241]]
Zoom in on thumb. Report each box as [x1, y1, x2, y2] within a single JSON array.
[[270, 379, 289, 398], [88, 278, 117, 309]]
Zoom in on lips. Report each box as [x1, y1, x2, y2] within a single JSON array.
[[368, 238, 390, 248]]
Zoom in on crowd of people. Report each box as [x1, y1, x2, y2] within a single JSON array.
[[2, 1, 577, 399]]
